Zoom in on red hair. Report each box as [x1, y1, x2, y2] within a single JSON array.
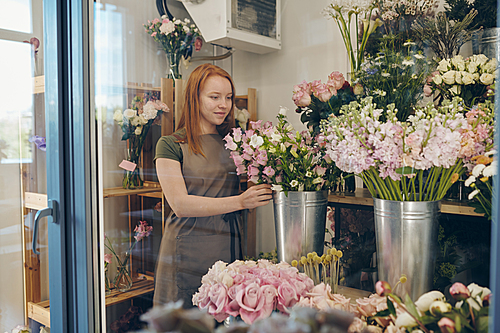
[[176, 63, 235, 156]]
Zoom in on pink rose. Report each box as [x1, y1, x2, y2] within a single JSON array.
[[312, 82, 334, 102], [449, 282, 470, 301], [277, 280, 299, 313], [328, 71, 346, 90], [423, 84, 432, 97], [260, 285, 277, 318], [193, 284, 211, 309], [236, 282, 265, 324], [292, 90, 311, 107], [208, 283, 229, 322]]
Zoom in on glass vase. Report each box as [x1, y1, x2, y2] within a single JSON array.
[[166, 52, 182, 79], [122, 168, 143, 189], [105, 265, 112, 295], [115, 260, 133, 292]]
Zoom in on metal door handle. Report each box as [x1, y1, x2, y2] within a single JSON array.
[[32, 199, 58, 255]]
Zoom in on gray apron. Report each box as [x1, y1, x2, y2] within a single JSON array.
[[153, 134, 242, 308]]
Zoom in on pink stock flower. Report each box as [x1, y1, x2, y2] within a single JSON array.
[[151, 32, 157, 37], [134, 220, 153, 242]]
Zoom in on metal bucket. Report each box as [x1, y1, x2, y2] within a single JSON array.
[[373, 198, 440, 300], [272, 190, 328, 263]]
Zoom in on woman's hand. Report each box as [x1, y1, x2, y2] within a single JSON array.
[[239, 184, 273, 209]]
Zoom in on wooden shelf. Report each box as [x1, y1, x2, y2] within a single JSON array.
[[103, 187, 161, 198], [28, 279, 155, 327], [328, 188, 483, 217]]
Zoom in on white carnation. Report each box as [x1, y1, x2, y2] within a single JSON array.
[[142, 101, 159, 120], [160, 21, 175, 35]]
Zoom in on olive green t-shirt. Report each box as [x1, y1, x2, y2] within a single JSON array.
[[154, 129, 186, 164]]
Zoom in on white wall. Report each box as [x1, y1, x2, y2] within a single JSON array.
[[231, 0, 347, 253]]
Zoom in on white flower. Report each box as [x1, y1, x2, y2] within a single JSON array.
[[298, 183, 304, 191], [280, 143, 287, 152], [279, 106, 288, 116], [174, 19, 182, 25], [467, 61, 479, 74], [403, 41, 416, 46], [473, 54, 488, 65], [402, 58, 415, 66], [286, 124, 294, 132], [483, 58, 498, 73], [113, 109, 123, 123], [429, 301, 452, 315], [472, 164, 486, 177], [312, 177, 322, 184], [415, 290, 445, 312], [451, 55, 465, 71], [271, 132, 282, 142], [480, 73, 494, 85], [184, 18, 190, 23], [249, 134, 264, 148], [442, 71, 456, 85], [271, 184, 283, 192], [395, 312, 417, 328], [411, 74, 418, 79], [484, 160, 497, 176], [123, 109, 137, 119], [235, 107, 250, 124], [433, 74, 443, 85], [461, 71, 475, 85], [160, 21, 175, 35], [485, 150, 496, 157], [468, 189, 480, 200], [448, 85, 461, 95], [134, 126, 142, 135], [290, 180, 299, 187], [455, 71, 463, 84], [437, 59, 450, 72], [305, 171, 312, 177], [381, 72, 391, 77], [142, 101, 159, 120], [465, 175, 476, 187], [414, 53, 425, 59], [183, 25, 190, 33]]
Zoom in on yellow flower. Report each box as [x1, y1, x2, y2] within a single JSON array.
[[291, 260, 298, 267], [450, 173, 459, 184], [400, 274, 407, 284], [480, 176, 489, 182]]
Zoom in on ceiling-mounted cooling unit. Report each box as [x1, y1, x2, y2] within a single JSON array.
[[182, 0, 281, 54]]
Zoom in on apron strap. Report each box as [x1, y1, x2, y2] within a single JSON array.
[[223, 212, 243, 262]]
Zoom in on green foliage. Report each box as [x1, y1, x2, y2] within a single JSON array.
[[445, 0, 497, 29]]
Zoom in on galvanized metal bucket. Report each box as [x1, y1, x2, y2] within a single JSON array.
[[373, 198, 440, 300], [272, 190, 329, 263]]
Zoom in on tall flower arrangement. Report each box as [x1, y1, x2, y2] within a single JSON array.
[[322, 0, 382, 76], [144, 17, 201, 78], [292, 71, 358, 135], [426, 54, 497, 107], [114, 93, 169, 189], [224, 108, 340, 192], [322, 97, 467, 201], [356, 39, 430, 121]]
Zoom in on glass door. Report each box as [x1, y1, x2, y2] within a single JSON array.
[[1, 0, 98, 332]]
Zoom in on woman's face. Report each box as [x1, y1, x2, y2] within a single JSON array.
[[198, 75, 233, 134]]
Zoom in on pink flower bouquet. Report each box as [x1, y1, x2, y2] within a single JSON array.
[[292, 71, 357, 135], [322, 96, 467, 201], [223, 108, 339, 192], [192, 259, 315, 324]]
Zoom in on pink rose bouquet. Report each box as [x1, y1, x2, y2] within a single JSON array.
[[192, 259, 315, 324], [322, 96, 467, 201], [223, 108, 340, 192], [292, 71, 357, 135]]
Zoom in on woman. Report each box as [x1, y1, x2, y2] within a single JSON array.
[[153, 63, 272, 307]]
